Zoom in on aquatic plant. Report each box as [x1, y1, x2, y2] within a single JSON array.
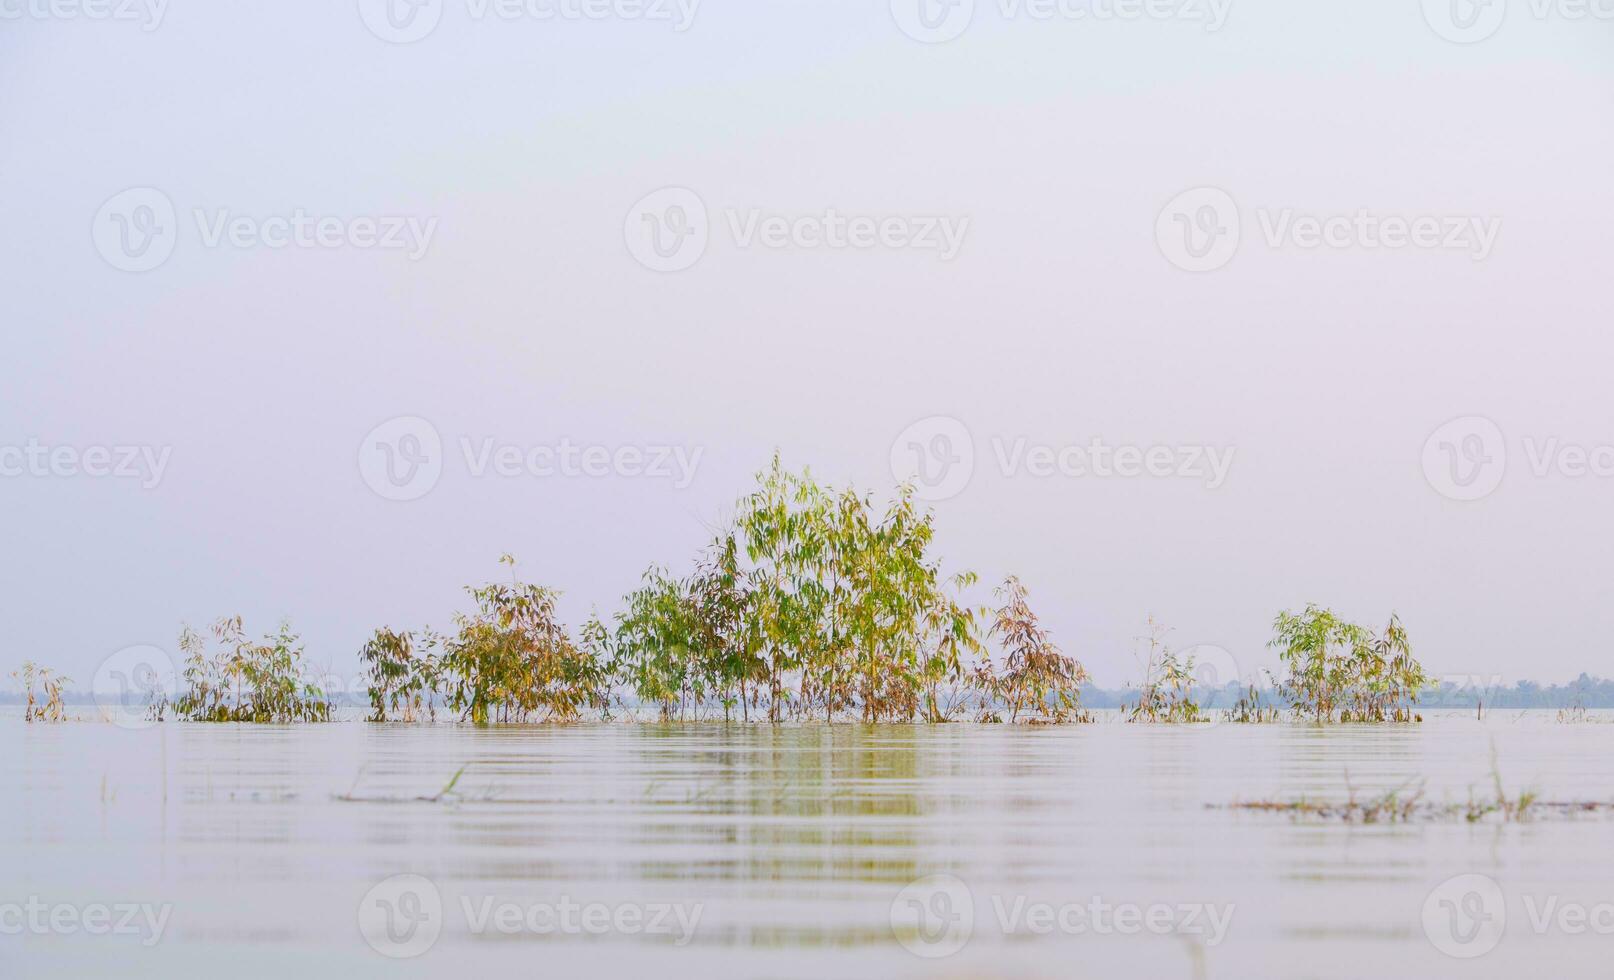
[[1556, 698, 1588, 724], [11, 662, 69, 723], [173, 617, 331, 723], [1221, 683, 1281, 723], [1269, 605, 1428, 723], [1221, 755, 1557, 823]]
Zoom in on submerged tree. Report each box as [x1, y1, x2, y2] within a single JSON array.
[[1270, 605, 1427, 723], [1127, 616, 1205, 723], [439, 555, 607, 724], [600, 455, 986, 723], [983, 576, 1089, 723], [359, 627, 440, 722], [174, 616, 331, 723], [11, 662, 69, 723]]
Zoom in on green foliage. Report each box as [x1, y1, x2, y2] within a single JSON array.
[[1269, 605, 1428, 722], [174, 616, 332, 723], [602, 455, 986, 723], [438, 558, 608, 724], [359, 627, 440, 722], [1127, 617, 1205, 723]]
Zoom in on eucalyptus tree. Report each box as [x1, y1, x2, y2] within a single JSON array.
[[1270, 605, 1363, 722], [359, 627, 440, 722], [987, 575, 1090, 723], [174, 616, 330, 722], [1270, 605, 1428, 722], [734, 454, 831, 722], [439, 556, 607, 723]]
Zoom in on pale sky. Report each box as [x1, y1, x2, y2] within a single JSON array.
[[3, 0, 1612, 691]]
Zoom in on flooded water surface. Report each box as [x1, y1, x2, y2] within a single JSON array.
[[5, 712, 1613, 978]]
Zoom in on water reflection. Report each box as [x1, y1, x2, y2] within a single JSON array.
[[3, 712, 1613, 978]]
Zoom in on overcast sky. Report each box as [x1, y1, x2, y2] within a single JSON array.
[[4, 0, 1612, 692]]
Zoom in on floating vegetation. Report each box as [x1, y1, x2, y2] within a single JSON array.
[[334, 765, 475, 805], [1216, 755, 1608, 823], [11, 661, 70, 723]]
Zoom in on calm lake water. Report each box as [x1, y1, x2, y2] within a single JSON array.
[[4, 710, 1613, 978]]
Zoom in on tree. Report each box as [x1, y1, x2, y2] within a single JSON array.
[[987, 576, 1089, 723]]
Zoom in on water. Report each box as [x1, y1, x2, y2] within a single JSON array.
[[4, 710, 1613, 978]]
